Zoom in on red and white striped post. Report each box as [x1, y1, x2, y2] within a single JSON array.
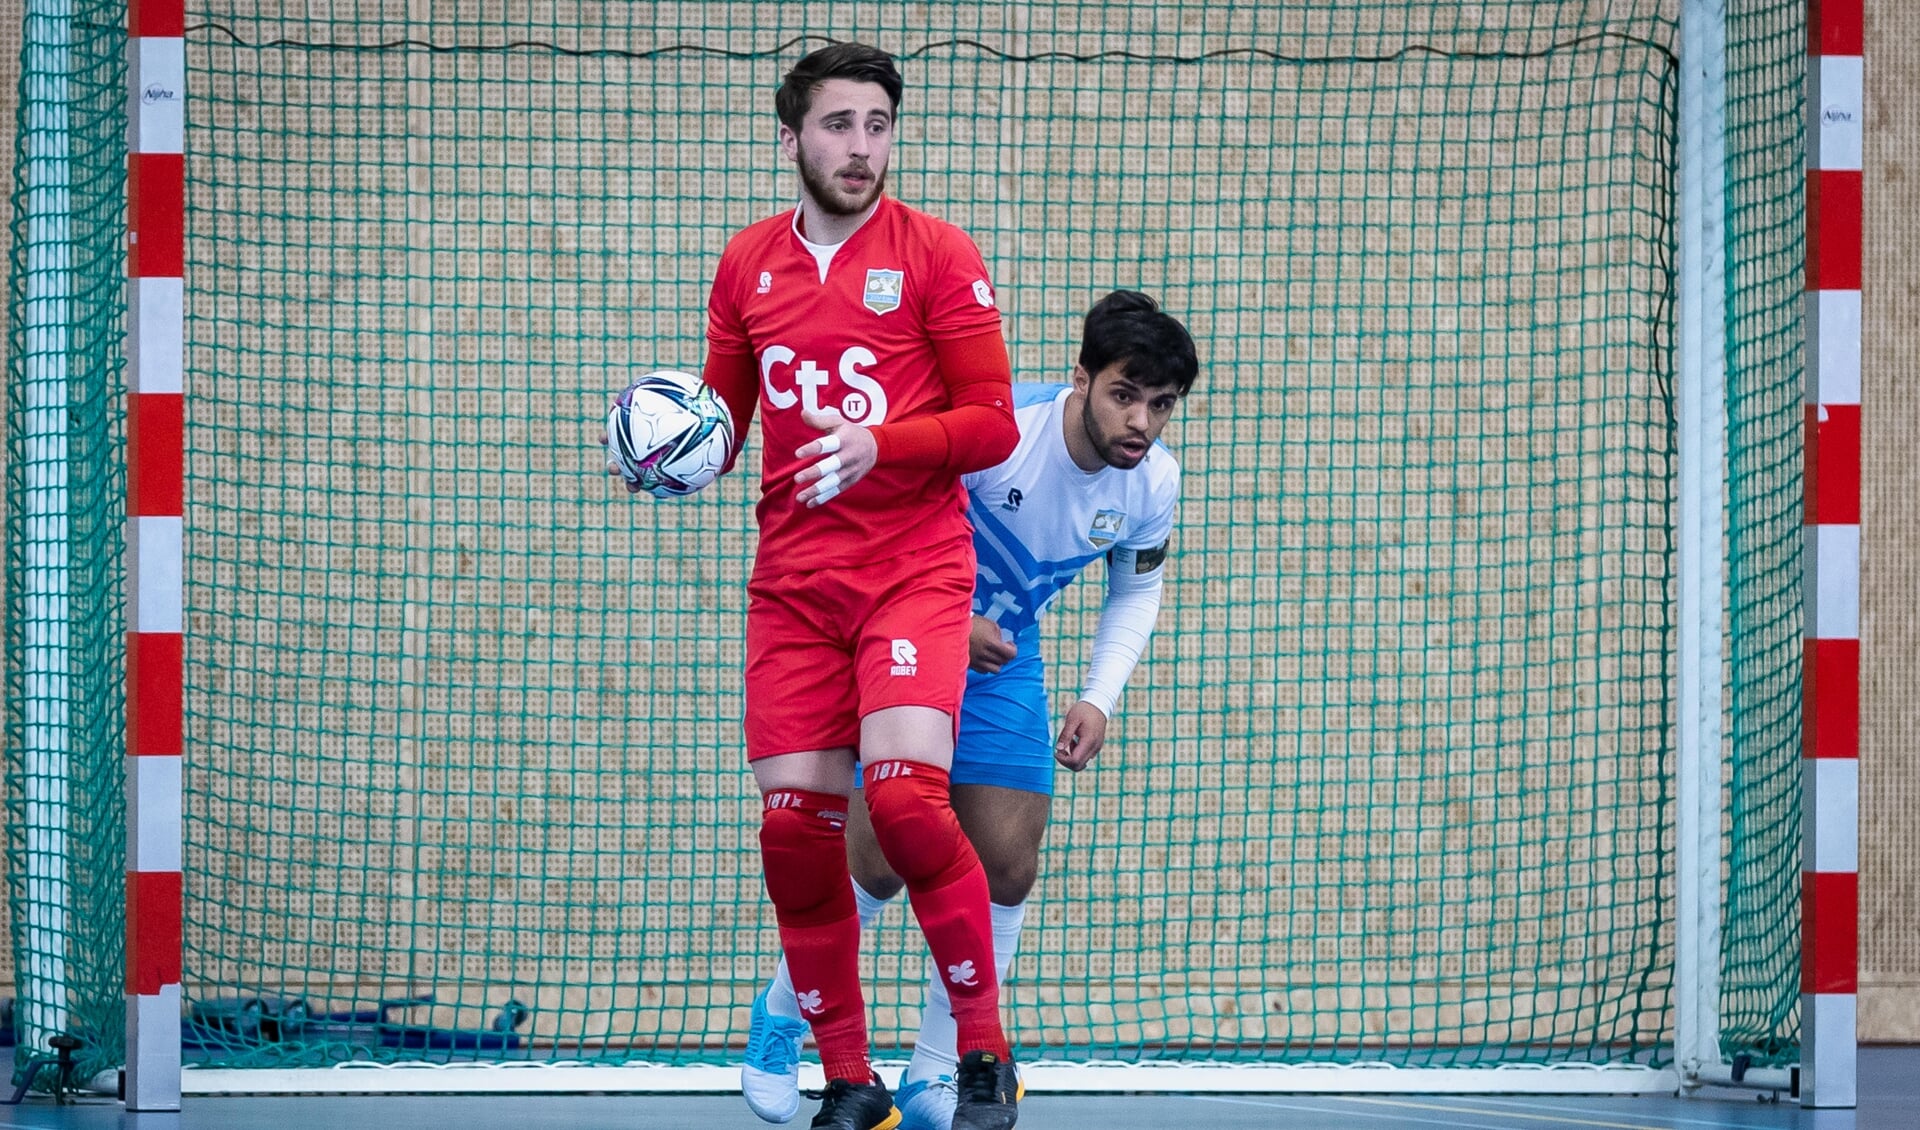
[[125, 0, 185, 1112], [1802, 0, 1861, 1110]]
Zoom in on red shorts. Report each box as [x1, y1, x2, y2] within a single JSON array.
[[744, 544, 974, 761]]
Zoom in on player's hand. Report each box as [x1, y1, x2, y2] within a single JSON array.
[[597, 428, 643, 494], [969, 616, 1018, 674], [1055, 701, 1108, 772], [793, 407, 877, 508]]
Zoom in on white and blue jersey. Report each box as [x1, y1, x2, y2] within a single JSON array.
[[952, 383, 1181, 794]]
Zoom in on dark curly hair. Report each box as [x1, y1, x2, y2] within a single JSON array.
[[1078, 290, 1200, 395]]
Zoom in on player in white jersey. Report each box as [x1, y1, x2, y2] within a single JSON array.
[[743, 291, 1197, 1130]]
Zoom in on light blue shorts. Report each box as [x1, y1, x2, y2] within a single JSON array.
[[951, 635, 1055, 796]]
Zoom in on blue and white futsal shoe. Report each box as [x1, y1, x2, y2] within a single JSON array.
[[896, 1070, 959, 1130], [742, 987, 809, 1123]]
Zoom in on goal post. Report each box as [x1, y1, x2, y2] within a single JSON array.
[[1674, 0, 1733, 1096], [1, 0, 1842, 1103]]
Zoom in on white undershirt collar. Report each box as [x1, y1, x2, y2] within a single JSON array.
[[790, 199, 882, 283]]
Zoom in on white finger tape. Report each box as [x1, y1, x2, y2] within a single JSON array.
[[817, 434, 842, 454], [813, 470, 843, 495], [816, 453, 843, 476]]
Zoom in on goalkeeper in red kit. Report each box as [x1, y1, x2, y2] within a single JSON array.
[[694, 42, 1021, 1130]]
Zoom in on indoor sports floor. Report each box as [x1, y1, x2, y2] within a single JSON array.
[[0, 1047, 1911, 1130]]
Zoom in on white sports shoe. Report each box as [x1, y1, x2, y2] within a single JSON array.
[[741, 987, 809, 1123], [896, 1070, 958, 1130]]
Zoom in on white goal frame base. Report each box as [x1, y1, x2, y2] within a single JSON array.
[[180, 1061, 1682, 1096]]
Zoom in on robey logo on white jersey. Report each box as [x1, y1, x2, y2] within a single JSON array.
[[760, 345, 890, 425]]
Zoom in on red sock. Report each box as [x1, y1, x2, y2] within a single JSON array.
[[861, 762, 1011, 1059], [759, 789, 871, 1083]]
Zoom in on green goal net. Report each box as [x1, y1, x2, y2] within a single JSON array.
[[5, 0, 1806, 1084], [1718, 0, 1808, 1069]]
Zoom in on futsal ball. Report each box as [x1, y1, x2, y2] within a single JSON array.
[[605, 370, 734, 497]]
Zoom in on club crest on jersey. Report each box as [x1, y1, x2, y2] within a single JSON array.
[[863, 268, 904, 315], [1088, 509, 1127, 548]]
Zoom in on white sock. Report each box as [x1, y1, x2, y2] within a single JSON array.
[[990, 899, 1027, 977], [906, 900, 1027, 1083], [766, 879, 898, 1022], [853, 881, 894, 929]]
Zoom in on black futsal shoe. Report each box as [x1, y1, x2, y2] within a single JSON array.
[[810, 1075, 903, 1130], [951, 1049, 1022, 1129]]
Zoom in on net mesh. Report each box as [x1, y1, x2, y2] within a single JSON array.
[[1, 0, 1800, 1077], [5, 0, 131, 1083], [1718, 0, 1806, 1068]]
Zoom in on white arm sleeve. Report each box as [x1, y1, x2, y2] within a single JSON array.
[[1079, 547, 1167, 718]]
